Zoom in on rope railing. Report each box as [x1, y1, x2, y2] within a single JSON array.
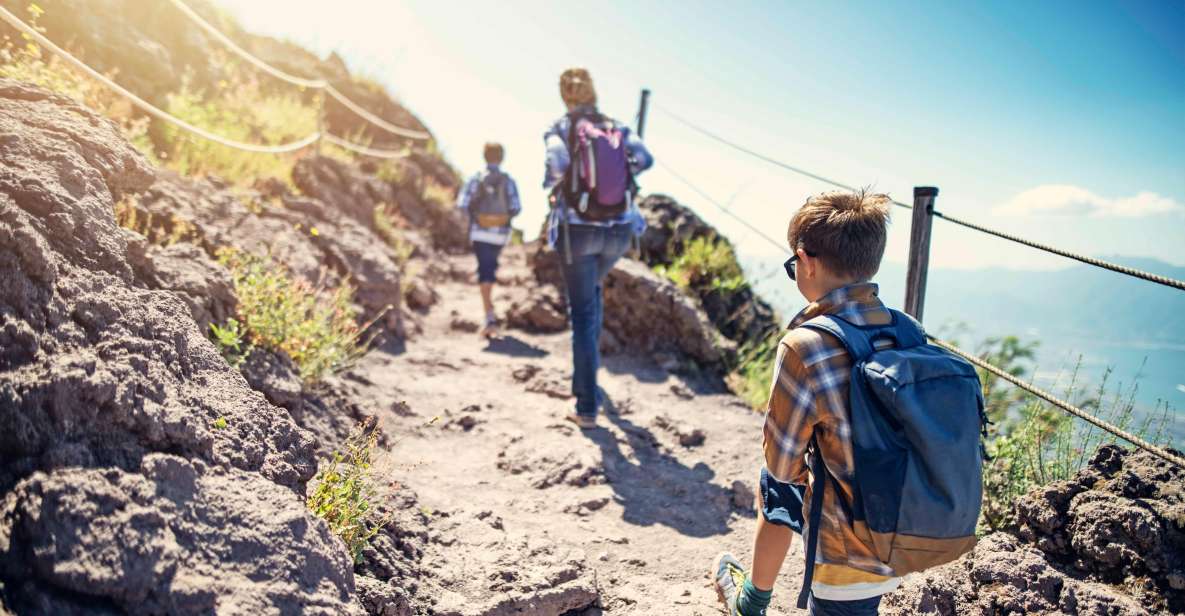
[[930, 337, 1185, 469], [164, 0, 327, 89], [931, 210, 1185, 292], [0, 5, 409, 158], [656, 156, 1183, 469], [0, 5, 323, 153], [166, 0, 431, 141], [655, 105, 913, 211], [324, 86, 431, 141], [323, 133, 407, 159], [656, 159, 790, 256], [656, 104, 1185, 292]]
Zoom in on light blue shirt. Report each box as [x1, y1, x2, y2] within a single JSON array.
[[543, 106, 653, 247], [456, 164, 522, 245]]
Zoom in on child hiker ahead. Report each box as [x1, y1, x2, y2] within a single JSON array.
[[543, 67, 653, 429], [456, 142, 521, 338], [713, 189, 986, 615]]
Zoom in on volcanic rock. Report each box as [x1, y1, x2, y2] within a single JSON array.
[[0, 80, 361, 615]]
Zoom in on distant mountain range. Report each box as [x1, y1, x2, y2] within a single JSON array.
[[880, 256, 1185, 346]]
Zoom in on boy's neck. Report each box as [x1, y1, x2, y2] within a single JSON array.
[[806, 277, 867, 303]]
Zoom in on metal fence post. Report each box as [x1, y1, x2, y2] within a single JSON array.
[[904, 186, 938, 322], [636, 89, 651, 138]]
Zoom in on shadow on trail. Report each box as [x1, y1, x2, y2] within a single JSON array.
[[582, 393, 749, 538], [483, 335, 548, 358], [601, 353, 667, 384]]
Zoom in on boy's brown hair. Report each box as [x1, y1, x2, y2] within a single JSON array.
[[559, 68, 597, 107], [483, 142, 504, 165], [787, 189, 891, 281]]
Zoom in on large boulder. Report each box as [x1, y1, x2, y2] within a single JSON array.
[[638, 194, 780, 345], [293, 155, 467, 253], [1, 457, 358, 615], [0, 80, 362, 614], [133, 169, 405, 331], [125, 236, 237, 333], [530, 246, 732, 367], [884, 445, 1185, 615]]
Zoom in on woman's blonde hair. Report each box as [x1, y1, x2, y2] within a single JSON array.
[[559, 68, 597, 107]]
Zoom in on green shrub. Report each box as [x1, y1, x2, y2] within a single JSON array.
[[975, 337, 1176, 531], [217, 247, 364, 382], [159, 61, 317, 185], [307, 423, 389, 563], [727, 330, 782, 410], [655, 236, 748, 296]]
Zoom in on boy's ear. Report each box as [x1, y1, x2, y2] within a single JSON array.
[[797, 247, 816, 279]]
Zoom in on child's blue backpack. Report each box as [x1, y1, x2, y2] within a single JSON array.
[[796, 310, 986, 609]]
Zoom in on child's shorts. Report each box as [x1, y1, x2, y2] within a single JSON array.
[[473, 241, 503, 283], [759, 466, 806, 534]]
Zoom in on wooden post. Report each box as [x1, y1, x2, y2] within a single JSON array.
[[904, 186, 938, 322], [636, 89, 651, 138]]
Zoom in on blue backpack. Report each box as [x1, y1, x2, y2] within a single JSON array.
[[796, 310, 986, 609]]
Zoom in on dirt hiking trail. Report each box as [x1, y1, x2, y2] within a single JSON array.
[[347, 246, 806, 615]]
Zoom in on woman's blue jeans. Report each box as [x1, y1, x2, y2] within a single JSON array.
[[558, 223, 633, 417]]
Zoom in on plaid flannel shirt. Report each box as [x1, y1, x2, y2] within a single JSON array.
[[763, 282, 901, 590]]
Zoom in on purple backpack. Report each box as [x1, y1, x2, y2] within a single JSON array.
[[562, 112, 633, 222]]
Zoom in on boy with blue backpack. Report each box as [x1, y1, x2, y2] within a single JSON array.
[[712, 190, 985, 616], [544, 68, 652, 429], [457, 142, 521, 338]]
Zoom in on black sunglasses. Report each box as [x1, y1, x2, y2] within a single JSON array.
[[783, 249, 816, 282]]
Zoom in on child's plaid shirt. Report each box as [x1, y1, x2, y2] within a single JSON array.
[[763, 282, 902, 594]]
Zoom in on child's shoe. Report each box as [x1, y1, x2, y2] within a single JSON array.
[[711, 552, 747, 616], [564, 412, 596, 430], [479, 314, 499, 339]]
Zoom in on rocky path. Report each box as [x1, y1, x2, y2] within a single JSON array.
[[346, 246, 806, 615]]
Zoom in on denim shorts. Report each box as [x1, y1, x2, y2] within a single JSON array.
[[473, 241, 503, 283], [809, 594, 883, 615], [759, 466, 806, 533]]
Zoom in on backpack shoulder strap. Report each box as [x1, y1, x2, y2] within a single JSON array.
[[886, 309, 927, 349], [800, 315, 876, 361], [796, 436, 827, 610]]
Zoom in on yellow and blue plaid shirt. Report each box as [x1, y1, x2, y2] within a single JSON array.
[[763, 282, 902, 600]]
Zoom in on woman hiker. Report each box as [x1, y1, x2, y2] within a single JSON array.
[[543, 68, 654, 428]]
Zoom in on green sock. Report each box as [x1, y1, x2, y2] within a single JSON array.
[[736, 578, 772, 616]]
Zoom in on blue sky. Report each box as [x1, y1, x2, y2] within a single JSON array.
[[220, 0, 1185, 272]]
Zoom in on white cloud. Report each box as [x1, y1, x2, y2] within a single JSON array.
[[996, 184, 1184, 218]]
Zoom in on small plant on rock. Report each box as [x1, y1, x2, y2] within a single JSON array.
[[307, 421, 390, 563], [217, 247, 366, 382], [209, 318, 250, 368], [373, 205, 414, 269], [114, 196, 198, 246]]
